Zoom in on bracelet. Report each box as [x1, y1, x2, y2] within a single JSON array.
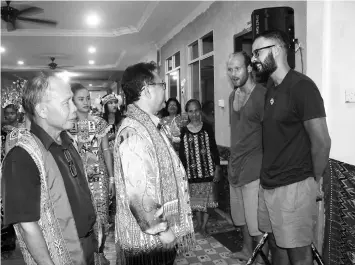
[[103, 148, 110, 152], [109, 177, 115, 184]]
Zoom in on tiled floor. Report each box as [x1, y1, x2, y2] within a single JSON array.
[[2, 212, 247, 265]]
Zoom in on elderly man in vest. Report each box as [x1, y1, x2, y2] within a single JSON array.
[[114, 62, 195, 265], [1, 73, 98, 265]]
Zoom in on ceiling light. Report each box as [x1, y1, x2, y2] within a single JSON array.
[[55, 71, 78, 82], [88, 47, 96, 53], [89, 84, 93, 87], [17, 60, 24, 65], [86, 14, 100, 27], [89, 60, 95, 65], [0, 46, 5, 53]]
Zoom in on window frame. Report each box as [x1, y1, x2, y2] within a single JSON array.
[[165, 51, 181, 101], [187, 30, 215, 102]]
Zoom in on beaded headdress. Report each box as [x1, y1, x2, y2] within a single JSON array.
[[90, 92, 123, 115], [101, 93, 123, 107], [1, 80, 26, 111], [100, 93, 123, 113]]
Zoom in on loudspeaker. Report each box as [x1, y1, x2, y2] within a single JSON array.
[[251, 7, 295, 69]]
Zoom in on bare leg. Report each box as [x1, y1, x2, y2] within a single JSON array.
[[268, 233, 290, 265], [200, 212, 210, 237], [228, 225, 253, 261], [214, 208, 234, 225], [98, 232, 106, 253], [195, 211, 202, 233], [288, 245, 313, 265]]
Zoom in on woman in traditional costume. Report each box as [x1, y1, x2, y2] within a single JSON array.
[[69, 83, 114, 264], [100, 93, 124, 226], [179, 99, 221, 237], [101, 93, 124, 154], [1, 83, 27, 255], [161, 98, 187, 152]]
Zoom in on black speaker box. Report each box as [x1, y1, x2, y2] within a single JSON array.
[[251, 6, 295, 69]]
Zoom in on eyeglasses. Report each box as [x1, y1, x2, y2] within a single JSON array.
[[252, 45, 276, 58], [147, 82, 166, 90], [63, 148, 78, 178]]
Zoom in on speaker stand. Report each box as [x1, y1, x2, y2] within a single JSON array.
[[246, 233, 325, 265]]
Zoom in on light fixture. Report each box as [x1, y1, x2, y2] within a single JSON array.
[[88, 46, 96, 53], [55, 71, 78, 83], [86, 14, 100, 27], [170, 72, 178, 80], [0, 46, 5, 53], [17, 60, 24, 65], [89, 84, 93, 87], [89, 60, 95, 65]]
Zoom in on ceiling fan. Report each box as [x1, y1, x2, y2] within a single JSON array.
[[1, 0, 57, 31], [47, 57, 73, 70]]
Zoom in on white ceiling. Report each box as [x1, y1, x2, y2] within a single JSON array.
[[1, 1, 213, 88]]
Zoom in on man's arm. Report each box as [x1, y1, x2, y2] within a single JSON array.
[[17, 222, 54, 265], [118, 129, 169, 235], [304, 117, 331, 181], [1, 147, 54, 263]]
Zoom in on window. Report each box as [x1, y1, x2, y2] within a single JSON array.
[[200, 56, 214, 104], [165, 51, 181, 101], [190, 41, 199, 60], [191, 62, 199, 100], [168, 71, 179, 99], [188, 31, 214, 105], [202, 32, 213, 55]]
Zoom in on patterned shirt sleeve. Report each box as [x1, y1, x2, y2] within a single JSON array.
[[117, 127, 168, 235]]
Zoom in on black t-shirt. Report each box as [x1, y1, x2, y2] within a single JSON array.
[[1, 122, 96, 238], [261, 70, 326, 189]]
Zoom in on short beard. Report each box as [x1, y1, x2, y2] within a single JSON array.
[[252, 52, 277, 83]]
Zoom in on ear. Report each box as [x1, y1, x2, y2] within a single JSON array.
[[34, 102, 48, 119], [247, 65, 253, 73], [273, 45, 282, 57], [142, 84, 152, 99]]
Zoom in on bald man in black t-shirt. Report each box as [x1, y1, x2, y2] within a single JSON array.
[[251, 30, 331, 265]]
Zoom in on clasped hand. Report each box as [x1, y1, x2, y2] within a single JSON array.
[[154, 207, 177, 249]]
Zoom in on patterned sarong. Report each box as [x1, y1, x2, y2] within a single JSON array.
[[323, 159, 355, 265]]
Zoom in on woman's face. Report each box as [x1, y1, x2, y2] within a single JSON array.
[[73, 88, 91, 113], [4, 106, 18, 124], [167, 101, 178, 115], [107, 99, 118, 113], [187, 102, 201, 122]]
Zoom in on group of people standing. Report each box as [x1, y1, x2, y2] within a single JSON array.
[[1, 79, 123, 264], [226, 30, 331, 265], [1, 29, 331, 265]]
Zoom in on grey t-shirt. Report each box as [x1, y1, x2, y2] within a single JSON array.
[[228, 84, 266, 187]]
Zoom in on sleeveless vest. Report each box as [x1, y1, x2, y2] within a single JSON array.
[[7, 128, 89, 265]]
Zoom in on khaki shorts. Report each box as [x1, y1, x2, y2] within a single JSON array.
[[230, 179, 262, 237], [258, 177, 317, 248]]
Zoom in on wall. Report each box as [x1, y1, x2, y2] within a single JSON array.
[[307, 1, 355, 165], [139, 48, 157, 64], [160, 1, 307, 147]]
